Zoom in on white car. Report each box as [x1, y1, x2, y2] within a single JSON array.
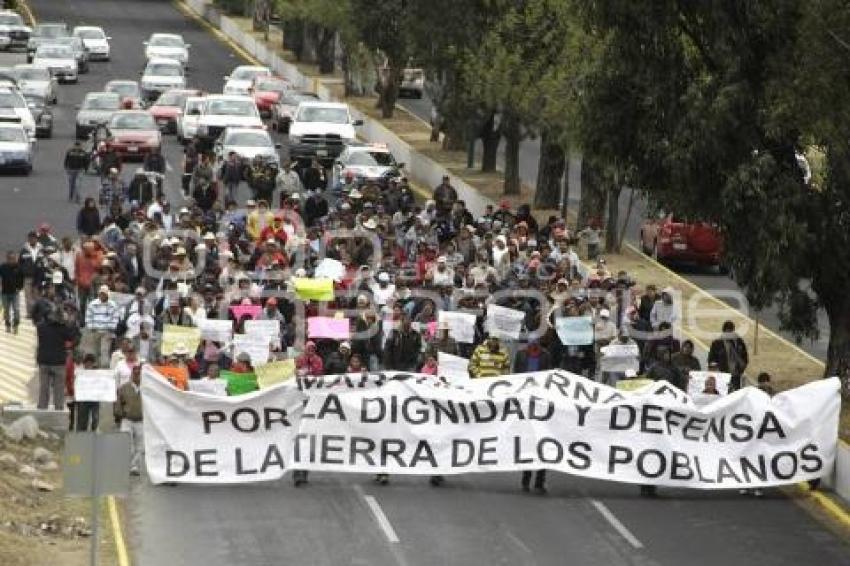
[[0, 87, 36, 139], [0, 10, 32, 51], [144, 33, 190, 67], [0, 120, 34, 174], [333, 143, 402, 187], [140, 58, 186, 101], [177, 95, 205, 143], [32, 44, 77, 83], [214, 126, 280, 165], [13, 64, 57, 104], [195, 94, 263, 148], [72, 26, 110, 61], [288, 101, 362, 164], [223, 65, 270, 96]]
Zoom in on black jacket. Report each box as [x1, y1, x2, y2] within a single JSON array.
[[514, 348, 553, 373], [383, 328, 422, 371], [0, 263, 23, 294], [64, 147, 89, 171], [36, 320, 76, 366], [77, 207, 101, 236], [708, 335, 749, 376]]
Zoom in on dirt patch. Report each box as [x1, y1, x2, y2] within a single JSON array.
[[0, 430, 117, 566]]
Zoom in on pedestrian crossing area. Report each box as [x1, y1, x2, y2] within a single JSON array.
[[0, 297, 37, 404]]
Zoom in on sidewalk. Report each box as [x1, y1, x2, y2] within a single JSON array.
[[0, 296, 39, 404]]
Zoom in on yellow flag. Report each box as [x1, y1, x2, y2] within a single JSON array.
[[255, 359, 296, 389], [293, 277, 334, 301]]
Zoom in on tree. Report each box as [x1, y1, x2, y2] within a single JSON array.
[[276, 0, 352, 73]]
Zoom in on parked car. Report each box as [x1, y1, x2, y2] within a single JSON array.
[[143, 33, 190, 67], [270, 90, 318, 133], [105, 110, 161, 160], [148, 88, 203, 134], [12, 64, 57, 104], [24, 94, 52, 138], [398, 68, 424, 98], [26, 22, 68, 63], [0, 119, 34, 174], [32, 44, 77, 83], [75, 91, 122, 139], [640, 212, 724, 269], [72, 26, 110, 61], [251, 76, 288, 118]]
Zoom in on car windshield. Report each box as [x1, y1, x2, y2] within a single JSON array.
[[15, 68, 50, 81], [207, 99, 256, 116], [0, 14, 22, 25], [255, 79, 286, 93], [107, 83, 138, 97], [225, 131, 270, 147], [36, 25, 67, 38], [231, 67, 268, 81], [348, 151, 395, 167], [283, 93, 317, 106], [52, 37, 79, 49], [76, 29, 105, 40], [24, 95, 45, 108], [150, 36, 184, 47], [146, 63, 182, 77], [37, 46, 73, 58], [110, 113, 155, 129], [84, 94, 121, 110], [156, 91, 188, 106], [0, 127, 26, 142], [296, 106, 348, 124], [0, 91, 25, 108]]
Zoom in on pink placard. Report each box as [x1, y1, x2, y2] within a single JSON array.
[[307, 317, 350, 339], [229, 304, 262, 321]]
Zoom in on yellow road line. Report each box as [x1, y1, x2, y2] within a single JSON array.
[[108, 496, 131, 566], [796, 482, 850, 530], [173, 0, 262, 67]]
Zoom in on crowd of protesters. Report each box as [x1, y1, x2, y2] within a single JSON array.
[[0, 139, 766, 487]]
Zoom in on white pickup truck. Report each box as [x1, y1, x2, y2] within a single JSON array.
[[287, 101, 362, 166]]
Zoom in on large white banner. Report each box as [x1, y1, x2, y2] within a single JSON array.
[[142, 367, 840, 488]]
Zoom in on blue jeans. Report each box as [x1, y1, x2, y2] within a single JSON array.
[[2, 292, 19, 328], [67, 169, 81, 201]]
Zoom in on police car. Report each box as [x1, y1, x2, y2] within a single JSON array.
[[0, 118, 35, 174], [333, 143, 403, 188]]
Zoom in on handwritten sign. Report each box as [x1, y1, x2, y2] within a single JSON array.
[[74, 370, 116, 402], [293, 277, 334, 301], [255, 360, 296, 389], [229, 304, 262, 321], [485, 305, 524, 340], [314, 258, 346, 281], [438, 311, 477, 344], [307, 316, 350, 339], [437, 352, 470, 385], [220, 370, 258, 396], [197, 319, 234, 343], [161, 325, 202, 357], [234, 334, 271, 365], [244, 319, 280, 338], [555, 316, 593, 345], [188, 379, 228, 397]]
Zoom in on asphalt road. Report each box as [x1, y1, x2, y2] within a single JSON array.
[[21, 1, 850, 565], [397, 100, 831, 363]]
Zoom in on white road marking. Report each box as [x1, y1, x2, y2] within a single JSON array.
[[354, 485, 400, 543], [590, 499, 644, 549]]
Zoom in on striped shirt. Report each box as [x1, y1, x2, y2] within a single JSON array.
[[85, 299, 119, 331], [469, 344, 510, 378]]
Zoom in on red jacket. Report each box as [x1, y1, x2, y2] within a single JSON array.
[[295, 353, 323, 376]]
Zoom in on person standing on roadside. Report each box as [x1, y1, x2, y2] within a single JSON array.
[[0, 251, 24, 333], [708, 320, 749, 391], [36, 309, 76, 410], [64, 140, 89, 203], [19, 231, 41, 313]]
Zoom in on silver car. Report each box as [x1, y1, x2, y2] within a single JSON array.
[[49, 36, 90, 73], [32, 44, 77, 83], [26, 22, 69, 63], [0, 120, 34, 174], [12, 64, 57, 104], [75, 91, 121, 139], [213, 126, 280, 166]]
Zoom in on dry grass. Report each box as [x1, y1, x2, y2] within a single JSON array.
[[0, 433, 117, 566]]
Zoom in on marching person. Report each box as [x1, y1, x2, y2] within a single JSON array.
[[0, 251, 23, 334], [114, 363, 145, 476], [708, 320, 749, 391], [514, 339, 552, 494], [36, 308, 77, 410], [63, 140, 89, 203], [85, 285, 120, 368], [468, 335, 511, 379]]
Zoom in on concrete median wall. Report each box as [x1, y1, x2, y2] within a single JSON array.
[[182, 0, 850, 506]]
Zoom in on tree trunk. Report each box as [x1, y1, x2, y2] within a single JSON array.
[[252, 0, 268, 32], [442, 118, 466, 151], [316, 27, 335, 74], [825, 302, 850, 382], [300, 24, 318, 64], [480, 113, 500, 172], [578, 158, 605, 228], [605, 183, 622, 253], [503, 117, 521, 195], [377, 64, 402, 118], [283, 20, 302, 55], [534, 130, 567, 209]]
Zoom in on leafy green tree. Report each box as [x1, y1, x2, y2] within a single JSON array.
[[276, 0, 353, 73]]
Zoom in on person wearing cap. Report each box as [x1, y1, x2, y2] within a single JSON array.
[[469, 335, 511, 379], [430, 256, 454, 286], [114, 363, 145, 476], [219, 151, 244, 203], [64, 140, 89, 203], [324, 341, 352, 375], [433, 175, 457, 218], [370, 271, 396, 307], [85, 285, 120, 368], [593, 307, 618, 357]]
